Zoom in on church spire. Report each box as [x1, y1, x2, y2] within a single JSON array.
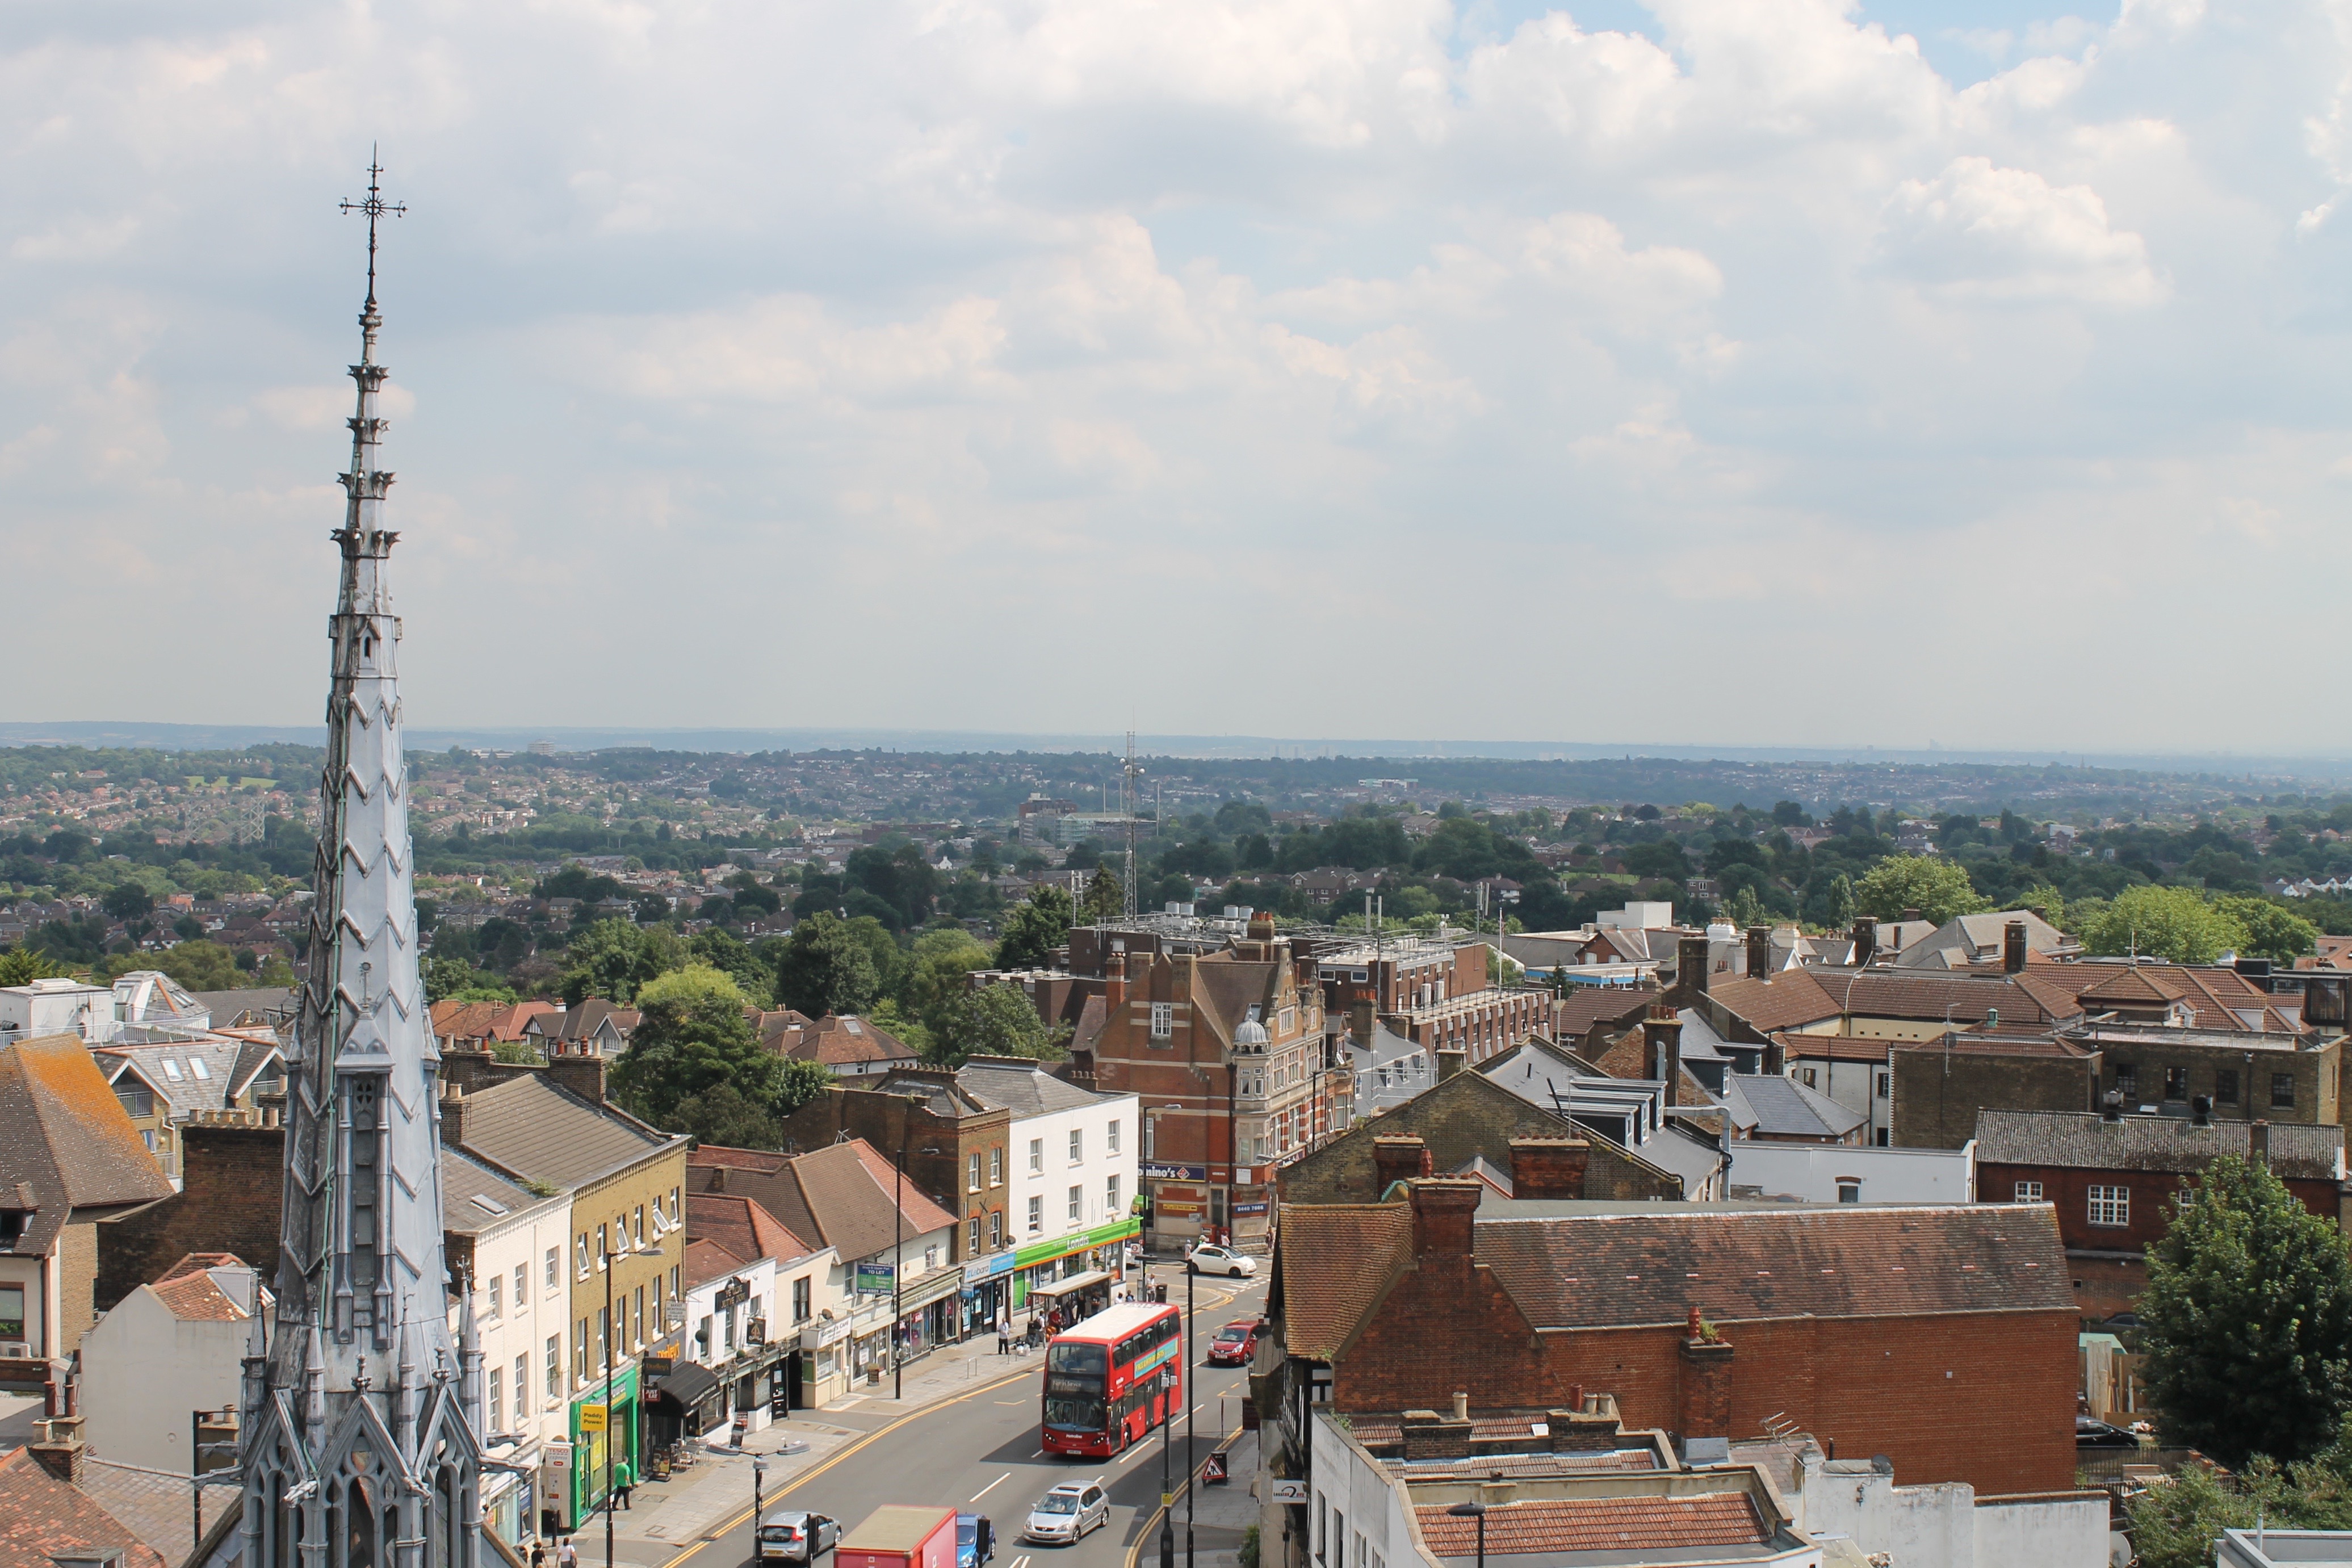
[[243, 154, 479, 1568]]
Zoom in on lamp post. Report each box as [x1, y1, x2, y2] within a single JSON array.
[[753, 1456, 769, 1532], [1447, 1502, 1486, 1568], [602, 1234, 664, 1568], [1158, 1362, 1175, 1568], [1184, 1255, 1194, 1568]]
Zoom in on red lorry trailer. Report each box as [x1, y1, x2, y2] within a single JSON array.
[[837, 1506, 958, 1568]]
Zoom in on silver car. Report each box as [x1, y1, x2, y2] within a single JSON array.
[[1023, 1482, 1110, 1545], [759, 1510, 841, 1564]]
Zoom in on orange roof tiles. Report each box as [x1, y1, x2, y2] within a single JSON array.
[[1276, 1202, 1416, 1360], [0, 1448, 167, 1568], [150, 1270, 247, 1322], [1414, 1494, 1765, 1557]]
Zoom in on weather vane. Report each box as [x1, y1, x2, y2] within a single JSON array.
[[339, 145, 406, 307]]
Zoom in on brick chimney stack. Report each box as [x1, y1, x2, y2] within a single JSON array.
[[1676, 934, 1711, 1002], [28, 1415, 86, 1485], [1436, 1047, 1466, 1081], [546, 1051, 607, 1107], [439, 1080, 467, 1148], [1642, 1003, 1683, 1090], [1406, 1178, 1483, 1259], [1745, 925, 1770, 979], [1373, 1135, 1433, 1197], [1105, 943, 1127, 1013], [2003, 920, 2028, 975], [1508, 1137, 1590, 1199], [1349, 987, 1377, 1049], [1851, 917, 1876, 967], [1677, 1310, 1734, 1448]]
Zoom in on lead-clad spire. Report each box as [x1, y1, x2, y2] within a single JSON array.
[[241, 154, 480, 1568]]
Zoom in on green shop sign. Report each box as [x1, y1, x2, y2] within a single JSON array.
[[1013, 1216, 1139, 1271]]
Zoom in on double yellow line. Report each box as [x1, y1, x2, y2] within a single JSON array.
[[656, 1363, 1037, 1568]]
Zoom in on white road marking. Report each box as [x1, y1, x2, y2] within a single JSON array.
[[1029, 1449, 1044, 1460], [971, 1474, 1011, 1503]]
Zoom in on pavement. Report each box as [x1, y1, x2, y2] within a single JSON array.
[[578, 1256, 1260, 1568]]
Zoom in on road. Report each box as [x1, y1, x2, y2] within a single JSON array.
[[663, 1268, 1270, 1568]]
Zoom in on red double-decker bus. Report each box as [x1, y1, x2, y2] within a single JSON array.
[[1041, 1302, 1182, 1458]]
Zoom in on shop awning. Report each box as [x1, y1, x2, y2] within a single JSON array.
[[1030, 1269, 1111, 1301], [651, 1362, 723, 1411]]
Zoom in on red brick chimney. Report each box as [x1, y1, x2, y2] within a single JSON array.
[[1677, 1309, 1734, 1445], [1676, 935, 1710, 1001], [1373, 1135, 1433, 1197], [2003, 920, 2028, 975], [1349, 987, 1377, 1047], [28, 1415, 86, 1485], [1642, 1004, 1683, 1089], [1745, 925, 1770, 979], [1406, 1178, 1483, 1259], [1105, 944, 1127, 1013], [1508, 1138, 1590, 1199], [439, 1081, 468, 1148], [545, 1052, 607, 1106], [1851, 917, 1876, 967]]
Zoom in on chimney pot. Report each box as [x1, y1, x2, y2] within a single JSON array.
[[1452, 1392, 1469, 1423], [1407, 1178, 1483, 1259], [1373, 1136, 1433, 1197]]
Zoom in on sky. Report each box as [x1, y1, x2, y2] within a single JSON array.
[[1, 0, 2347, 754]]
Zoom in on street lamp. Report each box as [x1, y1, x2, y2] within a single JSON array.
[[1158, 1364, 1176, 1568], [1184, 1256, 1194, 1568], [601, 1233, 665, 1568], [1447, 1501, 1486, 1568], [753, 1456, 770, 1531]]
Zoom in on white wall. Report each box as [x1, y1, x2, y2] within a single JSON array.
[[1007, 1091, 1139, 1248], [82, 1284, 253, 1470], [465, 1193, 574, 1452], [1728, 1141, 1976, 1206], [1796, 1462, 2106, 1568], [0, 982, 111, 1043], [684, 1255, 777, 1372], [1969, 1494, 2108, 1568]]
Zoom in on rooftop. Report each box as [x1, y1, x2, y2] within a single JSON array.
[[1974, 1110, 2344, 1181]]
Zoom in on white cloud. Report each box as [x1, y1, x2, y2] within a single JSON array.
[[0, 0, 2346, 749]]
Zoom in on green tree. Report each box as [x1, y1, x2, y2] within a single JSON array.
[[1825, 873, 1856, 929], [2015, 885, 2066, 931], [0, 948, 69, 986], [2140, 1155, 2352, 1467], [558, 919, 685, 1005], [868, 997, 936, 1062], [426, 953, 517, 1005], [665, 1082, 783, 1148], [610, 965, 782, 1129], [996, 887, 1075, 970], [2125, 1441, 2352, 1568], [1083, 867, 1123, 923], [773, 1055, 834, 1117], [139, 940, 243, 991], [904, 929, 992, 1038], [2218, 897, 2321, 964], [2080, 886, 2250, 965], [773, 912, 881, 1018], [941, 983, 1066, 1065], [102, 883, 156, 921], [1852, 855, 1989, 925], [490, 1039, 542, 1066], [687, 928, 774, 1006]]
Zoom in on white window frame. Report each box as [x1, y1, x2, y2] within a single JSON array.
[[2014, 1180, 2044, 1202], [1107, 1119, 1121, 1154], [1027, 1195, 1043, 1234], [1150, 1002, 1173, 1039], [1069, 1127, 1084, 1164], [1107, 1174, 1121, 1214], [2088, 1185, 2129, 1227], [1068, 1184, 1082, 1225], [1029, 1138, 1043, 1175]]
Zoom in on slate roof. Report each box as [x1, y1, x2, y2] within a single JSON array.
[[1414, 1494, 1766, 1559], [188, 987, 299, 1029], [0, 1448, 167, 1568], [957, 1057, 1112, 1116], [1474, 1202, 2076, 1328], [0, 1034, 174, 1253], [1974, 1110, 2345, 1180], [439, 1148, 553, 1235], [452, 1073, 680, 1192], [1718, 1074, 1866, 1141], [1275, 1201, 1415, 1361], [74, 1458, 191, 1567], [93, 1037, 269, 1118]]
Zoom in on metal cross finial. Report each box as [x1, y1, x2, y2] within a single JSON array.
[[339, 145, 406, 307]]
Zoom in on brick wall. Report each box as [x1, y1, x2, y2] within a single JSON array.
[[1890, 1048, 2099, 1149], [56, 1221, 99, 1359], [1277, 1074, 1679, 1204], [2089, 1039, 2340, 1128], [97, 1123, 286, 1313]]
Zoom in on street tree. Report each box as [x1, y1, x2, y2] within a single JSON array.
[[2140, 1154, 2352, 1467]]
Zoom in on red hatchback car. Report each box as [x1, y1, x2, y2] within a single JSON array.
[[1206, 1319, 1260, 1366]]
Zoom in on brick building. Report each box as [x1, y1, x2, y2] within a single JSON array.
[[1091, 913, 1329, 1251], [1276, 1075, 1683, 1206], [97, 1118, 288, 1313], [1889, 1034, 2103, 1150], [2061, 1021, 2340, 1129], [1973, 1108, 2349, 1321], [1269, 1180, 2078, 1499], [1306, 936, 1549, 1067], [779, 1070, 1012, 1265]]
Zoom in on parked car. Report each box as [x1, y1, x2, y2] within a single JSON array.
[[1186, 1244, 1256, 1278], [956, 1514, 995, 1568], [761, 1511, 843, 1564], [2076, 1418, 2141, 1450], [1206, 1319, 1260, 1366], [1022, 1481, 1110, 1544]]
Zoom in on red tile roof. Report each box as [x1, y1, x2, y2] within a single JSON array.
[[687, 1190, 819, 1277], [0, 1448, 167, 1568], [150, 1270, 248, 1322], [1414, 1494, 1765, 1557], [1275, 1202, 1416, 1360]]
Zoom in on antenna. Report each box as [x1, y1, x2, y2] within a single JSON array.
[[338, 146, 406, 311]]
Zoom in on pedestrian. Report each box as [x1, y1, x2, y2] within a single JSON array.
[[530, 1542, 546, 1568], [559, 1541, 578, 1568], [996, 1316, 1011, 1356], [615, 1461, 634, 1511]]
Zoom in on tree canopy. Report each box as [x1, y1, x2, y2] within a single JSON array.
[[559, 919, 685, 1005], [1851, 855, 1989, 926], [773, 912, 882, 1019], [996, 886, 1075, 971], [2080, 885, 2251, 965], [2140, 1154, 2352, 1468], [611, 964, 781, 1129]]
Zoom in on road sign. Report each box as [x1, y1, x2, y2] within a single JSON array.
[[577, 1404, 607, 1434], [1203, 1451, 1229, 1485]]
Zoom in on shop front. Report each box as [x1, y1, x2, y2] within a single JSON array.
[[892, 1265, 967, 1361], [799, 1297, 884, 1406], [483, 1459, 536, 1550], [644, 1359, 725, 1453], [567, 1360, 640, 1531], [1143, 1163, 1212, 1250], [961, 1250, 1017, 1338], [1010, 1217, 1139, 1315]]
